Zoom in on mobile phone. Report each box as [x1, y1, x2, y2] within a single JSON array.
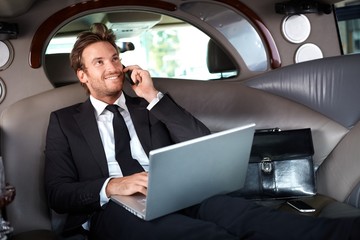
[[122, 64, 135, 85], [286, 200, 316, 213]]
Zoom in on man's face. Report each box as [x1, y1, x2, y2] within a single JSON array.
[[77, 41, 124, 102]]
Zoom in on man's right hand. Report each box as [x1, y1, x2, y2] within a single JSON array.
[[105, 171, 148, 197]]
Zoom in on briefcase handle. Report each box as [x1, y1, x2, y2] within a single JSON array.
[[255, 128, 281, 133]]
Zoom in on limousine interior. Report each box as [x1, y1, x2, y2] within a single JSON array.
[[0, 0, 360, 239]]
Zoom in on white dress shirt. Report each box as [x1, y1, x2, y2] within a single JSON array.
[[82, 91, 163, 230], [90, 91, 163, 206]]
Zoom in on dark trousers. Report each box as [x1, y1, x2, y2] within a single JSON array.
[[89, 195, 358, 240]]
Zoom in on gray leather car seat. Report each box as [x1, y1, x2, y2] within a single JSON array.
[[1, 83, 87, 239], [1, 49, 360, 239], [243, 54, 360, 129], [243, 53, 360, 210]]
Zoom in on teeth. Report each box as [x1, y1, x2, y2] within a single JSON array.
[[106, 75, 118, 80]]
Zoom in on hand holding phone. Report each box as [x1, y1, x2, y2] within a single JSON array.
[[286, 200, 316, 213], [122, 64, 136, 85], [122, 65, 158, 102]]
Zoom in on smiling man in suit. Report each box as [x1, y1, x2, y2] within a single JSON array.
[[44, 23, 359, 240]]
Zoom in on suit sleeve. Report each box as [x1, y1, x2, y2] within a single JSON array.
[[44, 111, 106, 215], [149, 93, 211, 143]]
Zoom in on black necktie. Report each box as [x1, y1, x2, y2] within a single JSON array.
[[106, 105, 144, 176]]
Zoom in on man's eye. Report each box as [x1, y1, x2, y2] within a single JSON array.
[[95, 60, 103, 65]]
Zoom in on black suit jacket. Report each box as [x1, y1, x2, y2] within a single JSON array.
[[44, 93, 210, 232]]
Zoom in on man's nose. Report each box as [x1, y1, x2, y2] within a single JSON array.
[[106, 61, 119, 71]]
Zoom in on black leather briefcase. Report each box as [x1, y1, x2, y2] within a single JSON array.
[[237, 128, 316, 200]]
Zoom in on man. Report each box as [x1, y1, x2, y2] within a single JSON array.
[[45, 23, 359, 240]]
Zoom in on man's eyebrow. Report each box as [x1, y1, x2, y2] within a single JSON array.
[[91, 53, 118, 64], [91, 57, 103, 64]]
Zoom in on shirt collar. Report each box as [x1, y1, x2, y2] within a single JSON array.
[[90, 92, 128, 117]]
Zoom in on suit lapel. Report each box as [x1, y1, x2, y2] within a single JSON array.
[[74, 99, 109, 176], [72, 96, 152, 174]]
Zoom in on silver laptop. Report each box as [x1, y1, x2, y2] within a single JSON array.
[[111, 123, 255, 221]]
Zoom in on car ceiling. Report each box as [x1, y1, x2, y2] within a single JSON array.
[[0, 0, 347, 18], [0, 0, 37, 17]]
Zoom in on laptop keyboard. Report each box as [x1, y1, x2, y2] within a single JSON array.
[[138, 198, 147, 206]]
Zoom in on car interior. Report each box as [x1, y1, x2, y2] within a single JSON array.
[[0, 0, 360, 239]]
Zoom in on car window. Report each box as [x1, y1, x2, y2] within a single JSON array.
[[119, 23, 230, 80], [46, 14, 236, 81], [180, 1, 268, 72], [335, 0, 360, 54]]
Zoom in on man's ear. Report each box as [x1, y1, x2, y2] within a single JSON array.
[[77, 69, 87, 83]]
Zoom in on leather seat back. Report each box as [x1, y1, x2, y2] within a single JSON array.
[[0, 83, 86, 235], [1, 53, 359, 237]]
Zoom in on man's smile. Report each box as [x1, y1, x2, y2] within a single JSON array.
[[105, 74, 121, 81]]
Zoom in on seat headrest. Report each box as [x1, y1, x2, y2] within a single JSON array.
[[206, 39, 236, 74], [45, 53, 78, 87]]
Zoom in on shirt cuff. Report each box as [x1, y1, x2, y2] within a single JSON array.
[[100, 177, 112, 206], [147, 92, 164, 110]]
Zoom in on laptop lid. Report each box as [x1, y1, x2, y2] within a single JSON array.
[[112, 123, 255, 220]]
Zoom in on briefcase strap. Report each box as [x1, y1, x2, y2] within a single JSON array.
[[259, 157, 276, 195]]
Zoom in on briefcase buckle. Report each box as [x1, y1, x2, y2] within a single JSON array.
[[261, 157, 273, 174]]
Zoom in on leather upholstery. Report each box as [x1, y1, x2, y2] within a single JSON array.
[[316, 120, 360, 202], [1, 53, 360, 238], [346, 182, 360, 209], [1, 84, 87, 236], [244, 54, 360, 129], [151, 79, 347, 168], [243, 54, 360, 208]]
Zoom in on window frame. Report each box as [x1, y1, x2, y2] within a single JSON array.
[[31, 0, 280, 73]]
